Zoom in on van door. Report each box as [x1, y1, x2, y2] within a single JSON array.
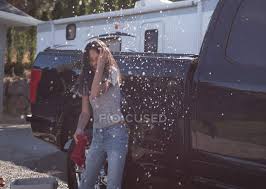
[[140, 22, 164, 53], [191, 0, 266, 188]]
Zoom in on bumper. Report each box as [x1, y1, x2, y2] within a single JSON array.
[[26, 114, 56, 123], [26, 114, 58, 146]]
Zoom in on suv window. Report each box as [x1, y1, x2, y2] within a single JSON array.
[[226, 0, 266, 67]]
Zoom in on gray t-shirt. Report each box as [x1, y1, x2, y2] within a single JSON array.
[[89, 67, 125, 128]]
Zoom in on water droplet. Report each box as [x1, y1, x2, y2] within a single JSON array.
[[32, 145, 37, 151]]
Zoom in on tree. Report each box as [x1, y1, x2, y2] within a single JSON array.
[[5, 0, 139, 69]]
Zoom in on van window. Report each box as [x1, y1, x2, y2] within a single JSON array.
[[100, 37, 122, 52], [226, 0, 266, 67], [144, 29, 158, 53], [66, 24, 76, 40]]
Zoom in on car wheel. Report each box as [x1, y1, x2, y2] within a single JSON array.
[[67, 140, 107, 189]]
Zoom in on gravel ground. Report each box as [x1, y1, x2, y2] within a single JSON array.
[[0, 161, 68, 189], [0, 114, 69, 189]]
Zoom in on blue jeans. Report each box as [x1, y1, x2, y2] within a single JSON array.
[[79, 123, 129, 189]]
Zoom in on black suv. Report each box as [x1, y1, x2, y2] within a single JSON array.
[[27, 1, 266, 188]]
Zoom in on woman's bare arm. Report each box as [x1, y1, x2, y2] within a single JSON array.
[[78, 95, 90, 130], [90, 48, 107, 99], [74, 95, 90, 143]]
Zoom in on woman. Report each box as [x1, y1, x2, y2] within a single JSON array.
[[73, 40, 129, 189]]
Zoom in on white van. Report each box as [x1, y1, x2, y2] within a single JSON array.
[[37, 0, 218, 54]]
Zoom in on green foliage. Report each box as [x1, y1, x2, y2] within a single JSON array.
[[5, 0, 137, 73]]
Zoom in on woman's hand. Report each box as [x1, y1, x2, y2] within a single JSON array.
[[97, 47, 108, 68], [90, 46, 109, 98], [73, 128, 84, 144]]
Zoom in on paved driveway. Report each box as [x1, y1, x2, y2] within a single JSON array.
[[0, 116, 68, 188]]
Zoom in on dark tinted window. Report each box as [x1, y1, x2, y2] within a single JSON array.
[[34, 53, 82, 69], [226, 0, 266, 66], [66, 24, 76, 40], [144, 29, 158, 53]]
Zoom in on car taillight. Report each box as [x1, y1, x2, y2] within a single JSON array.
[[30, 69, 42, 104]]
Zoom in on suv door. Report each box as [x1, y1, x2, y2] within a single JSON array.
[[191, 0, 266, 188], [116, 53, 193, 189]]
